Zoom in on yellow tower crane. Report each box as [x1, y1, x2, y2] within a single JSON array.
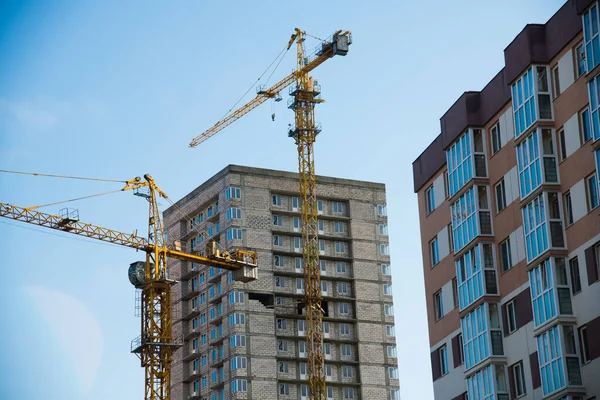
[[189, 28, 352, 400], [0, 172, 258, 400]]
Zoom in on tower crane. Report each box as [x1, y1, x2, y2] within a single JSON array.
[[0, 173, 258, 400], [189, 28, 352, 400]]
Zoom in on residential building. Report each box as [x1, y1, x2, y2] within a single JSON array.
[[164, 164, 399, 400], [413, 1, 600, 399]]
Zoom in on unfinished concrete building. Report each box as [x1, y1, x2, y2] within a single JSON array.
[[163, 165, 400, 400]]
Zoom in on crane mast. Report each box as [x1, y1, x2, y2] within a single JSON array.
[[189, 28, 351, 400], [0, 174, 258, 400]]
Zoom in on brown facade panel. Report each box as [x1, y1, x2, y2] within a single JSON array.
[[585, 315, 600, 361], [431, 348, 441, 382], [451, 333, 461, 368], [530, 352, 541, 389], [451, 393, 468, 400], [516, 288, 534, 328], [585, 243, 599, 285]]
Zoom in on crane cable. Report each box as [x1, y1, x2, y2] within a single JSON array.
[[219, 41, 290, 122], [0, 169, 125, 183], [24, 189, 124, 210]]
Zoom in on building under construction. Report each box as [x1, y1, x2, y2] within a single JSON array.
[[164, 164, 400, 400]]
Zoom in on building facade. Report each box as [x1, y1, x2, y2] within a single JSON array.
[[164, 165, 400, 400], [413, 1, 600, 399]]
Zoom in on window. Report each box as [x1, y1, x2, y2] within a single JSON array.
[[226, 207, 241, 220], [277, 340, 288, 351], [552, 65, 561, 97], [377, 204, 387, 216], [230, 334, 246, 348], [295, 237, 303, 251], [506, 300, 517, 334], [292, 197, 300, 210], [576, 43, 586, 78], [274, 255, 284, 268], [426, 185, 435, 214], [450, 186, 480, 252], [564, 192, 574, 226], [335, 221, 345, 233], [558, 129, 567, 161], [278, 361, 289, 373], [279, 384, 289, 395], [569, 257, 582, 295], [317, 219, 324, 233], [516, 130, 542, 198], [339, 323, 350, 336], [380, 243, 390, 256], [439, 346, 449, 376], [342, 365, 352, 378], [434, 290, 443, 320], [452, 277, 458, 308], [231, 379, 247, 393], [229, 313, 245, 326], [385, 325, 395, 336], [333, 201, 344, 213], [523, 194, 549, 263], [317, 200, 323, 214], [343, 388, 354, 399], [273, 235, 283, 247], [581, 108, 592, 143], [226, 186, 241, 200], [383, 284, 392, 296], [390, 389, 401, 400], [490, 123, 501, 155], [276, 318, 287, 330], [512, 68, 537, 138], [272, 194, 281, 206], [272, 215, 282, 226], [384, 304, 394, 316], [337, 261, 347, 273], [318, 239, 325, 252], [341, 343, 351, 356], [495, 179, 506, 213], [584, 5, 600, 71], [378, 223, 388, 235], [537, 326, 567, 396], [275, 276, 285, 288], [388, 367, 399, 379], [381, 264, 390, 275], [587, 173, 599, 210], [227, 228, 242, 241], [387, 345, 397, 358], [512, 361, 526, 397], [499, 238, 512, 273], [430, 237, 439, 266], [588, 74, 600, 141], [457, 333, 464, 365], [230, 356, 247, 370], [229, 291, 244, 305], [579, 325, 590, 363], [338, 282, 349, 294], [339, 303, 349, 315], [444, 170, 449, 198]]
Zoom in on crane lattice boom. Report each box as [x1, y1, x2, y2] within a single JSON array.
[[189, 28, 351, 400], [0, 174, 258, 400]]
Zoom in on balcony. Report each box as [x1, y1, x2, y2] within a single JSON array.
[[517, 128, 560, 200], [536, 324, 583, 398], [466, 363, 509, 400], [512, 65, 553, 140], [522, 192, 566, 264], [456, 243, 499, 311], [446, 128, 488, 199], [451, 185, 494, 253], [529, 257, 573, 331], [461, 302, 504, 372]]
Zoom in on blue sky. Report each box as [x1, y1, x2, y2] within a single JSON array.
[[0, 1, 566, 399]]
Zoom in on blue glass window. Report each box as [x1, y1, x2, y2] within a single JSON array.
[[461, 304, 490, 370], [426, 186, 435, 214], [588, 74, 600, 141], [584, 4, 600, 72], [451, 186, 478, 252], [516, 130, 542, 199], [529, 259, 556, 327], [430, 237, 439, 266], [446, 130, 473, 198], [522, 195, 549, 263], [512, 68, 536, 138], [537, 326, 566, 396], [596, 149, 600, 192], [456, 245, 485, 310], [466, 364, 508, 400], [582, 108, 592, 143]]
